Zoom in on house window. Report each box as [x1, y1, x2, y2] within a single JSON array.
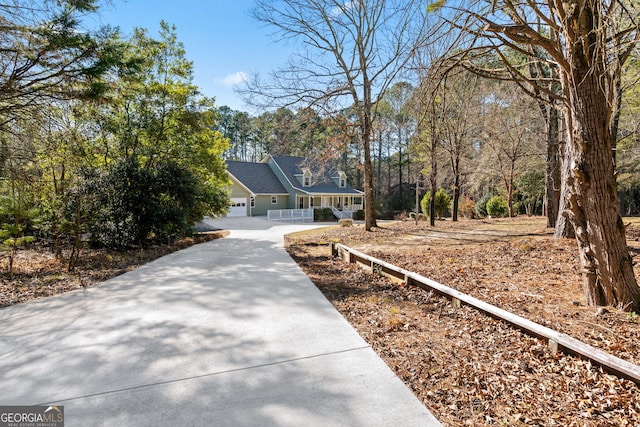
[[302, 169, 312, 187], [271, 195, 278, 204], [250, 197, 255, 208], [338, 171, 347, 188]]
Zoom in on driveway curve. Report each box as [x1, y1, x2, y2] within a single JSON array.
[[0, 216, 440, 426]]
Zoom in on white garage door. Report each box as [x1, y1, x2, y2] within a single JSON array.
[[227, 198, 248, 217]]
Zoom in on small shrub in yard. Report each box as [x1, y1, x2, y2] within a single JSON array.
[[486, 195, 509, 218], [409, 212, 428, 221], [314, 208, 334, 221], [475, 194, 491, 218], [338, 218, 353, 227], [459, 195, 475, 219], [420, 188, 451, 219], [394, 211, 409, 220]]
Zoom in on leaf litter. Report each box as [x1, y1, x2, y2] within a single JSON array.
[[285, 217, 640, 426]]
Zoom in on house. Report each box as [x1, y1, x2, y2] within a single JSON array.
[[226, 155, 364, 218]]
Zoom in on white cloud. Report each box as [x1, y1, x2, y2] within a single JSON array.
[[330, 1, 355, 17], [221, 71, 248, 86]]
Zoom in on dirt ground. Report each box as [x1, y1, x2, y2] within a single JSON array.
[[284, 217, 640, 427]]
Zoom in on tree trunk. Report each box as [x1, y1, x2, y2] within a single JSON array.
[[545, 106, 561, 228], [429, 179, 436, 226], [452, 171, 460, 222], [507, 180, 514, 218], [555, 136, 575, 239], [363, 136, 377, 230], [429, 142, 437, 227], [376, 131, 382, 199], [562, 71, 640, 311], [398, 145, 404, 210], [406, 148, 412, 207], [362, 94, 377, 230], [387, 142, 392, 213]]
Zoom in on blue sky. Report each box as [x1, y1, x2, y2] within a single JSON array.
[[88, 0, 291, 112]]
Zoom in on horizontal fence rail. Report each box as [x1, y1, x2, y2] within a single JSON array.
[[332, 243, 640, 385]]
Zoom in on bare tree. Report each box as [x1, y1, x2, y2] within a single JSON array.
[[438, 70, 482, 221], [247, 0, 436, 230], [412, 65, 444, 227], [478, 87, 543, 217], [442, 1, 640, 310]]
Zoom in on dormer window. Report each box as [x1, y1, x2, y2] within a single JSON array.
[[302, 168, 312, 187], [338, 171, 347, 188]]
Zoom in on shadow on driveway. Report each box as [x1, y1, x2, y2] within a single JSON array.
[[0, 218, 439, 426]]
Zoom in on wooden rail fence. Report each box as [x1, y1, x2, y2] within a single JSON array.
[[332, 242, 640, 385]]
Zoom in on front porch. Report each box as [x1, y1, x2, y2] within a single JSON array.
[[295, 194, 364, 212]]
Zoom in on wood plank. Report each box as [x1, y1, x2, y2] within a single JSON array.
[[334, 243, 640, 385]]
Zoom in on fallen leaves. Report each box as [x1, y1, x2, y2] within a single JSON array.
[[286, 218, 640, 426]]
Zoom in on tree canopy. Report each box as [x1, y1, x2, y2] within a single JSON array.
[[0, 7, 230, 269]]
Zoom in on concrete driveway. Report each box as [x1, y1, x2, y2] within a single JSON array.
[[0, 216, 440, 426]]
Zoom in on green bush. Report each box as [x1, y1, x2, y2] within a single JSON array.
[[314, 208, 334, 221], [486, 195, 509, 218], [475, 194, 491, 218], [420, 188, 451, 219], [74, 158, 211, 249]]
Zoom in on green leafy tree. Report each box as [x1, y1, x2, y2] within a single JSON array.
[[475, 194, 491, 218], [77, 158, 216, 249], [516, 171, 545, 216], [421, 188, 451, 219], [0, 1, 122, 128], [0, 1, 125, 266], [0, 196, 38, 274], [381, 82, 416, 210], [97, 22, 229, 214]]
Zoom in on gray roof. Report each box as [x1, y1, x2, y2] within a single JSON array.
[[270, 155, 363, 195], [227, 161, 288, 195]]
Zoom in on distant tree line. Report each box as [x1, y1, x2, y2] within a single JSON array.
[[221, 58, 640, 221]]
